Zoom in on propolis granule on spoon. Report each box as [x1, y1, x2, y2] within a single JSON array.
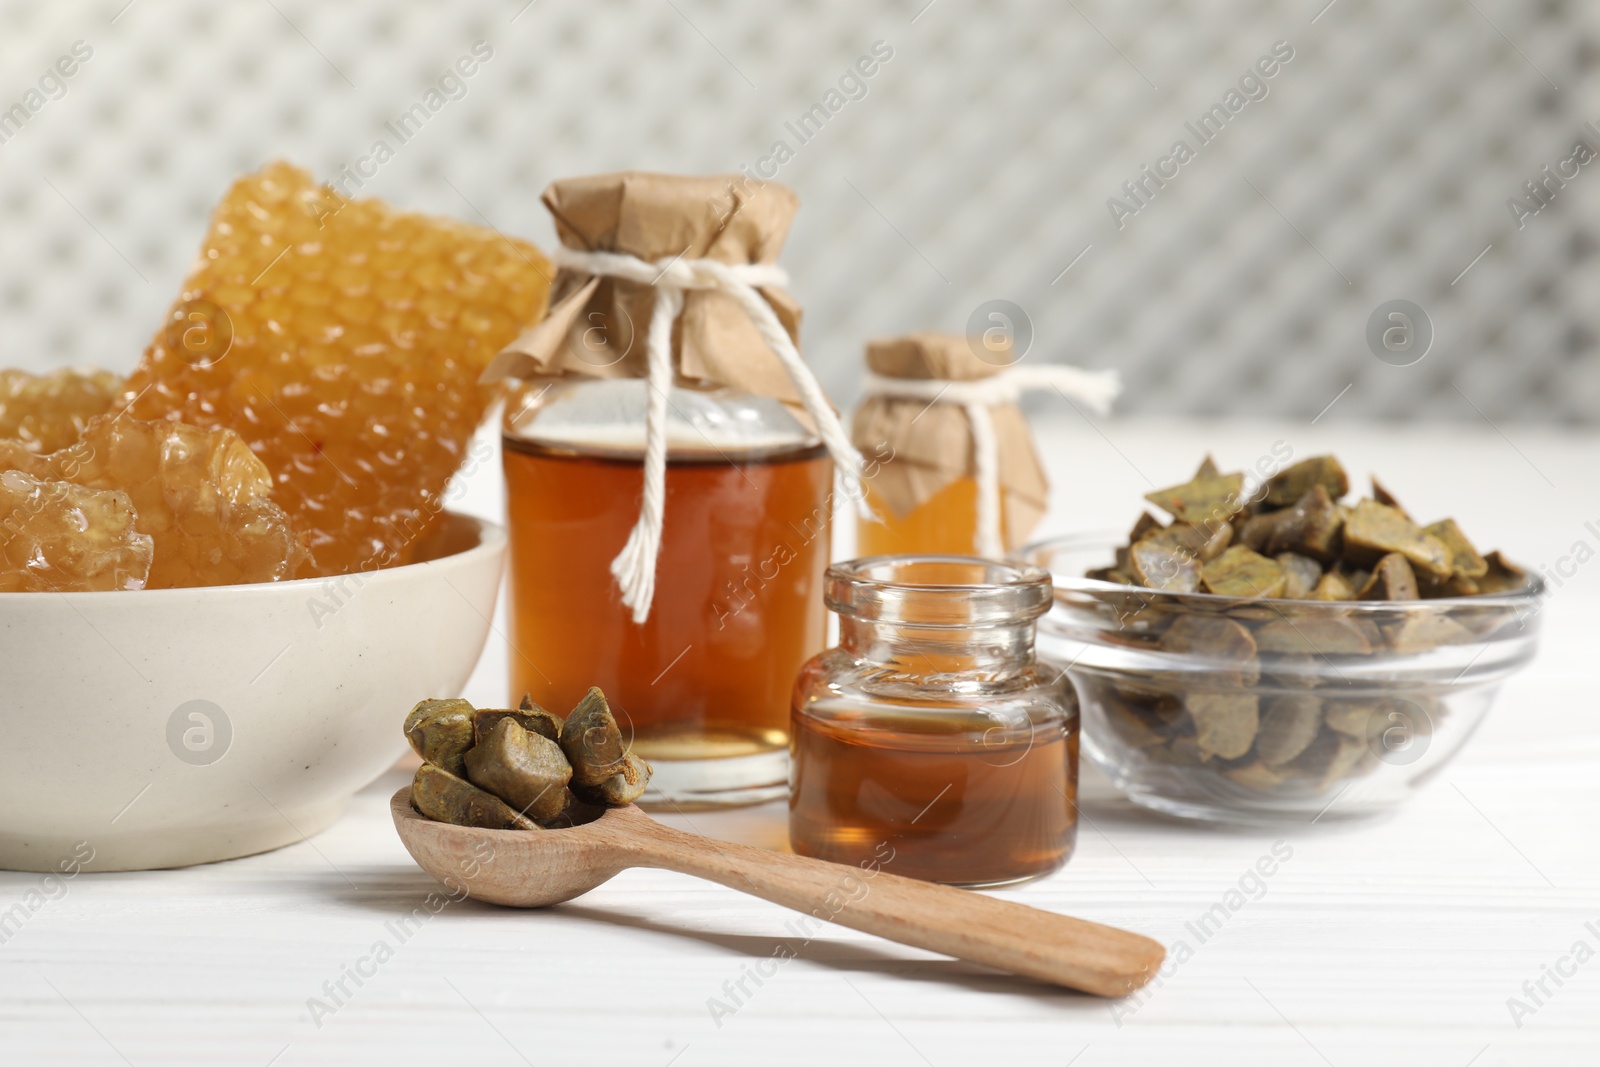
[[123, 161, 551, 576], [408, 688, 652, 828]]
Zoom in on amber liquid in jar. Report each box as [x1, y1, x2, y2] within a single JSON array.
[[503, 434, 832, 795], [789, 556, 1076, 886], [858, 478, 1011, 557], [790, 700, 1078, 886]]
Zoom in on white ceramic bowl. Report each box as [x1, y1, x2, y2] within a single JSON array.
[[0, 511, 505, 872]]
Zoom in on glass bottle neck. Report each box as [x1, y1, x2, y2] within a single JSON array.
[[838, 617, 1037, 676]]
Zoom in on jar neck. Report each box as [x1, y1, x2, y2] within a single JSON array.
[[838, 617, 1037, 675]]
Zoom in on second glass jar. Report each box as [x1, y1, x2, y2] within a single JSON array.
[[789, 556, 1078, 887]]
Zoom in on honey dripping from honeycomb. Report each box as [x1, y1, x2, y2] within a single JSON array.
[[122, 162, 551, 576], [0, 415, 308, 588]]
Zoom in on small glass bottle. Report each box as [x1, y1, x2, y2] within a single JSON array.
[[789, 556, 1078, 887]]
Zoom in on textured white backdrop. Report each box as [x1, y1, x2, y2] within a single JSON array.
[[0, 0, 1595, 422]]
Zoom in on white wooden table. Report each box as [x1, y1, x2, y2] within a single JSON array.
[[3, 419, 1597, 1066]]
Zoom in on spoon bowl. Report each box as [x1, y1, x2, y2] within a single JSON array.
[[392, 788, 636, 907], [391, 788, 1165, 997]]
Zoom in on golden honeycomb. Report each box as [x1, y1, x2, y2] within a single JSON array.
[[0, 469, 152, 592], [122, 161, 551, 575], [0, 368, 122, 454], [0, 414, 306, 588], [48, 415, 307, 587]]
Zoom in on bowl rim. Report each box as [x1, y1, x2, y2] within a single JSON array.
[[1016, 530, 1546, 613], [0, 509, 506, 602]]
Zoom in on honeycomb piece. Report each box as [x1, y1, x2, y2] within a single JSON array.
[[0, 368, 122, 454], [122, 161, 551, 575], [0, 438, 49, 478], [39, 414, 309, 588], [0, 469, 153, 592]]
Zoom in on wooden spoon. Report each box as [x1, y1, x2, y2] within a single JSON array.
[[389, 788, 1164, 997]]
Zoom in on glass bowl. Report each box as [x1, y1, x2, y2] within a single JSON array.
[[1017, 534, 1544, 824]]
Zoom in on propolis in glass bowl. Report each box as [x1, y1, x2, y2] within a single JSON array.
[[1018, 534, 1544, 824]]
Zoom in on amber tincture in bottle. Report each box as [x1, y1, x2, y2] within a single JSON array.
[[504, 382, 831, 806], [789, 557, 1078, 887]]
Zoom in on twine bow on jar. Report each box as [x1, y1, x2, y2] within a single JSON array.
[[508, 243, 864, 627], [543, 246, 863, 623], [482, 172, 867, 625]]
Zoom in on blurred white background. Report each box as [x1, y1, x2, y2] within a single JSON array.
[[0, 0, 1595, 422]]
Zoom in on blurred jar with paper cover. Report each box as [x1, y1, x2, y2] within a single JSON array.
[[853, 332, 1118, 559]]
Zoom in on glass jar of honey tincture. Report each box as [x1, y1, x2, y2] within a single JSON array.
[[489, 172, 859, 809], [789, 556, 1078, 887]]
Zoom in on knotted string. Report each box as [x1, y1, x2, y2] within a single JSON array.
[[551, 246, 864, 623]]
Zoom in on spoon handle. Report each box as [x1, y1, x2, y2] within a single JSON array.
[[612, 813, 1163, 997]]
